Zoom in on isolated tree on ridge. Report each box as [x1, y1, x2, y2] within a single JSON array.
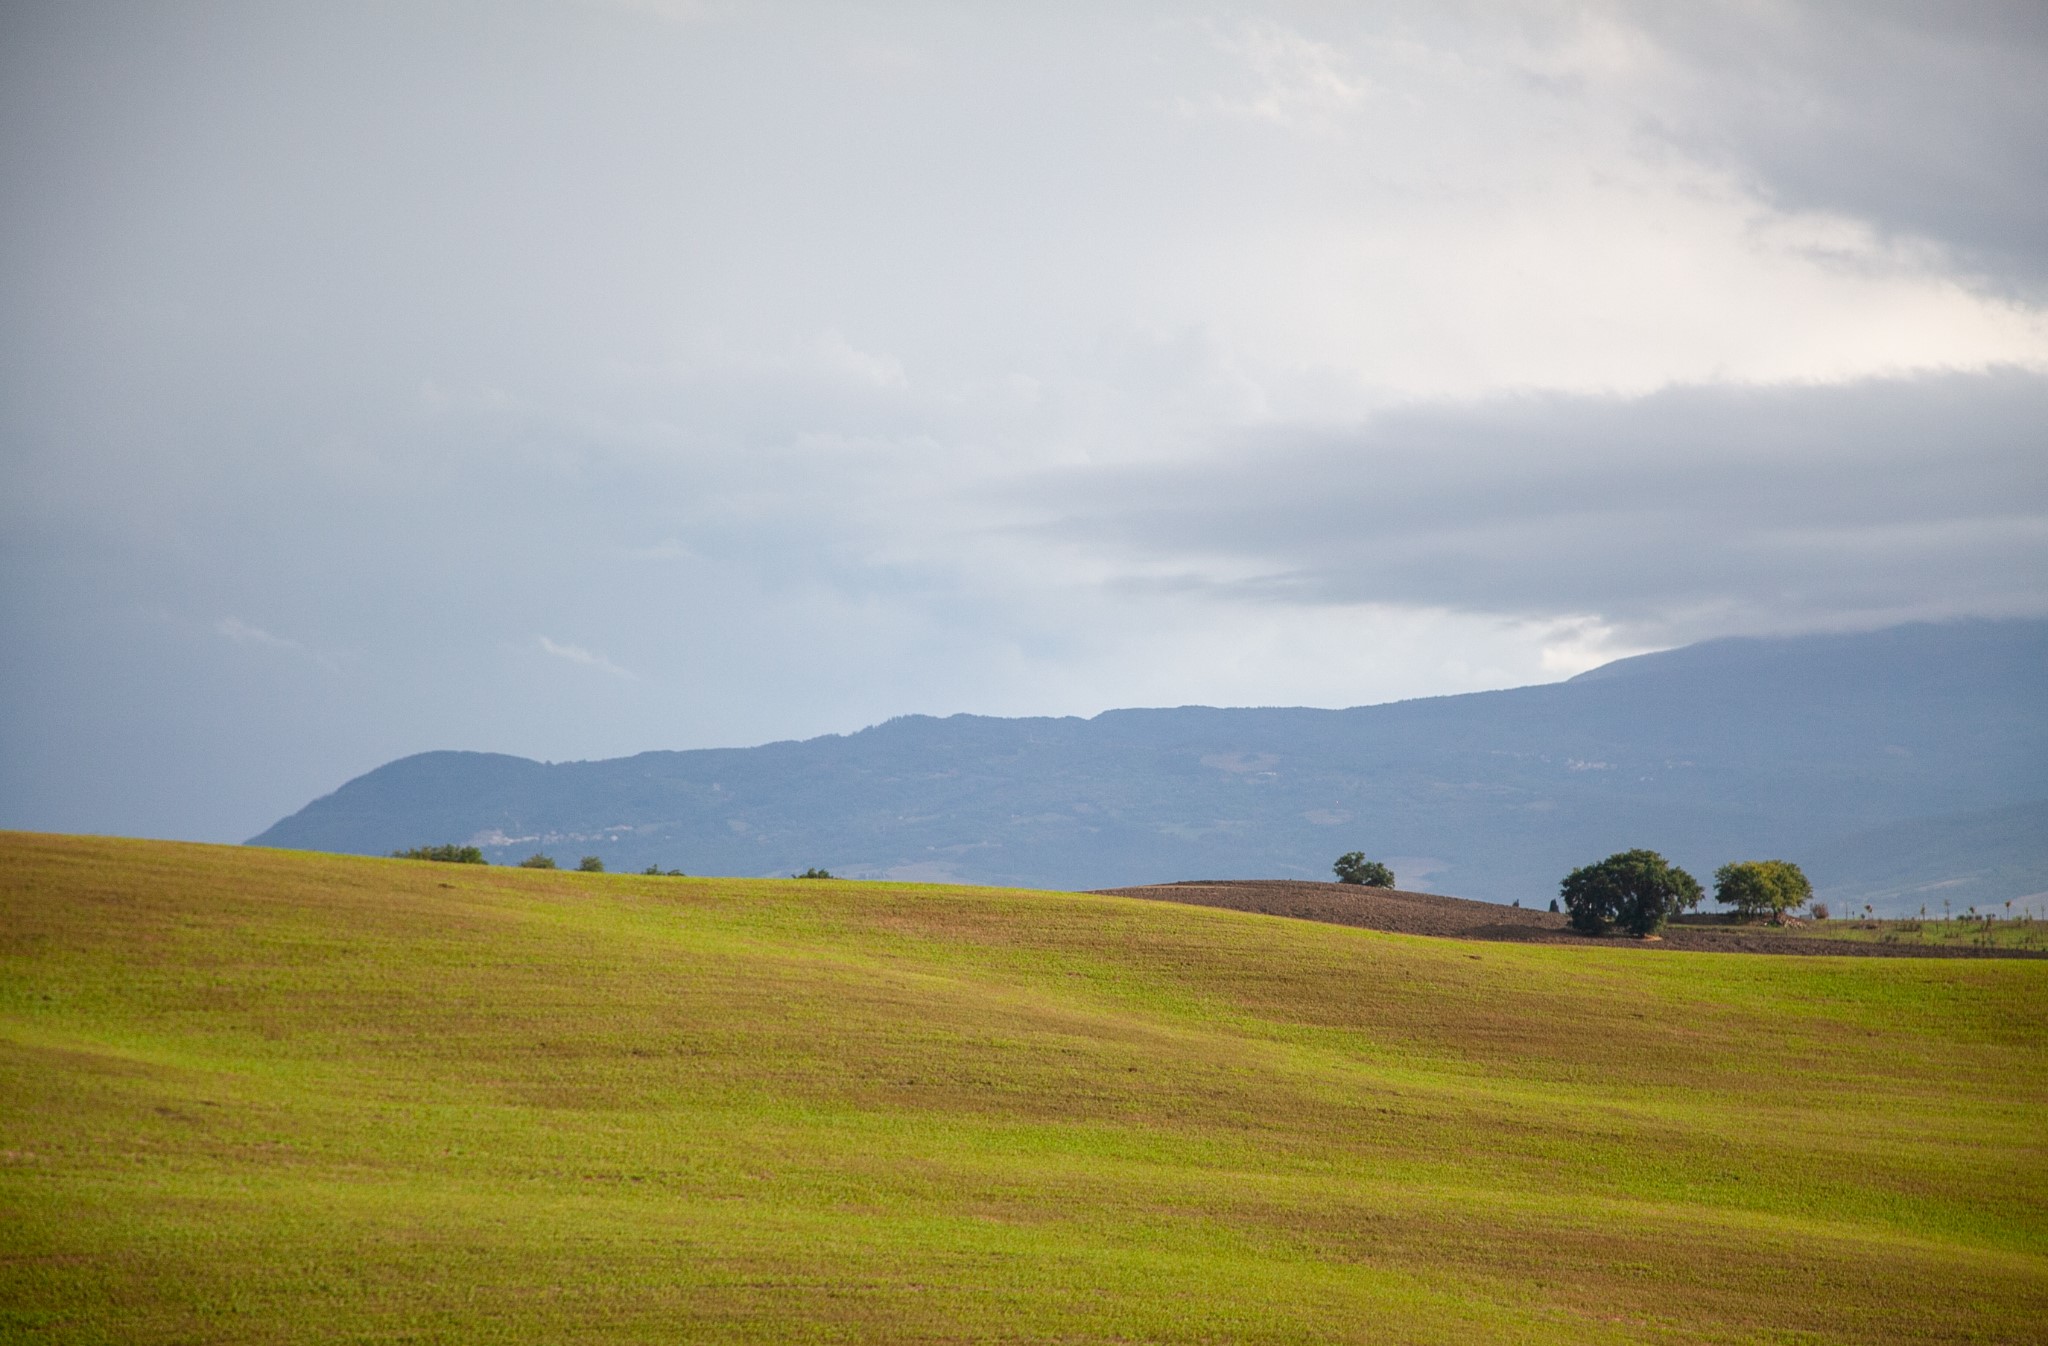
[[1333, 853, 1395, 887], [1559, 849, 1702, 936], [1712, 860, 1812, 923]]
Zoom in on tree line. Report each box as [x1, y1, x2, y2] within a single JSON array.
[[1335, 848, 1814, 935]]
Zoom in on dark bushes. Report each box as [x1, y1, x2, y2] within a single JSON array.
[[392, 844, 485, 864]]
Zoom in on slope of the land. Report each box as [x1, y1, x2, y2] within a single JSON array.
[[1099, 879, 2048, 957], [3, 833, 2044, 1343], [250, 620, 2048, 911]]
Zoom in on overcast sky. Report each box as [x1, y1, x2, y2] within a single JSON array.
[[4, 0, 2046, 843]]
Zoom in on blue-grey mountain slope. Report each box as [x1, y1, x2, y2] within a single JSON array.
[[252, 621, 2048, 911]]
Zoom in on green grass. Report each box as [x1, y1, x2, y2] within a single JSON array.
[[1791, 916, 2048, 952], [1672, 910, 2048, 951], [2, 832, 2044, 1343]]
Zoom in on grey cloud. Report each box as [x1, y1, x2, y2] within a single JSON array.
[[1023, 369, 2048, 642], [215, 617, 340, 672], [537, 637, 636, 680], [1632, 1, 2048, 297]]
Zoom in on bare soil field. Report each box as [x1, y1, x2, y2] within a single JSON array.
[[1094, 879, 2048, 957]]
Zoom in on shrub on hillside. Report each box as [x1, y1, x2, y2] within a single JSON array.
[[1559, 849, 1702, 936], [577, 856, 604, 873], [1713, 859, 1813, 923], [1333, 853, 1395, 887], [641, 864, 686, 876], [391, 844, 485, 864], [794, 867, 833, 879], [518, 853, 558, 869]]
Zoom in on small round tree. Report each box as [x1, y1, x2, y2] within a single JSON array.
[[1559, 849, 1702, 935], [1712, 859, 1812, 923], [1333, 853, 1395, 887]]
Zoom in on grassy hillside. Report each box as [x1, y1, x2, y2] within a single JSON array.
[[1768, 915, 2048, 952], [2, 833, 2043, 1343]]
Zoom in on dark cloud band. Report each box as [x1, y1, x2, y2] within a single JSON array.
[[1023, 369, 2048, 641]]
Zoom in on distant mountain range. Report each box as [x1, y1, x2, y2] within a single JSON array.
[[252, 620, 2048, 913]]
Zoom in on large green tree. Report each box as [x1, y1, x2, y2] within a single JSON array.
[[1713, 860, 1812, 922], [1558, 849, 1702, 935], [1333, 853, 1395, 887]]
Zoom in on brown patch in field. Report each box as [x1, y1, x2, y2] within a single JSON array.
[[1098, 880, 2048, 958]]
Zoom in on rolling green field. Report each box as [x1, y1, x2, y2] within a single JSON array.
[[2, 833, 2044, 1343], [1669, 911, 2048, 952]]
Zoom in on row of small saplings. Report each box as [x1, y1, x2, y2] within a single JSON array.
[[1332, 848, 1812, 937], [390, 844, 684, 875], [392, 844, 828, 879]]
